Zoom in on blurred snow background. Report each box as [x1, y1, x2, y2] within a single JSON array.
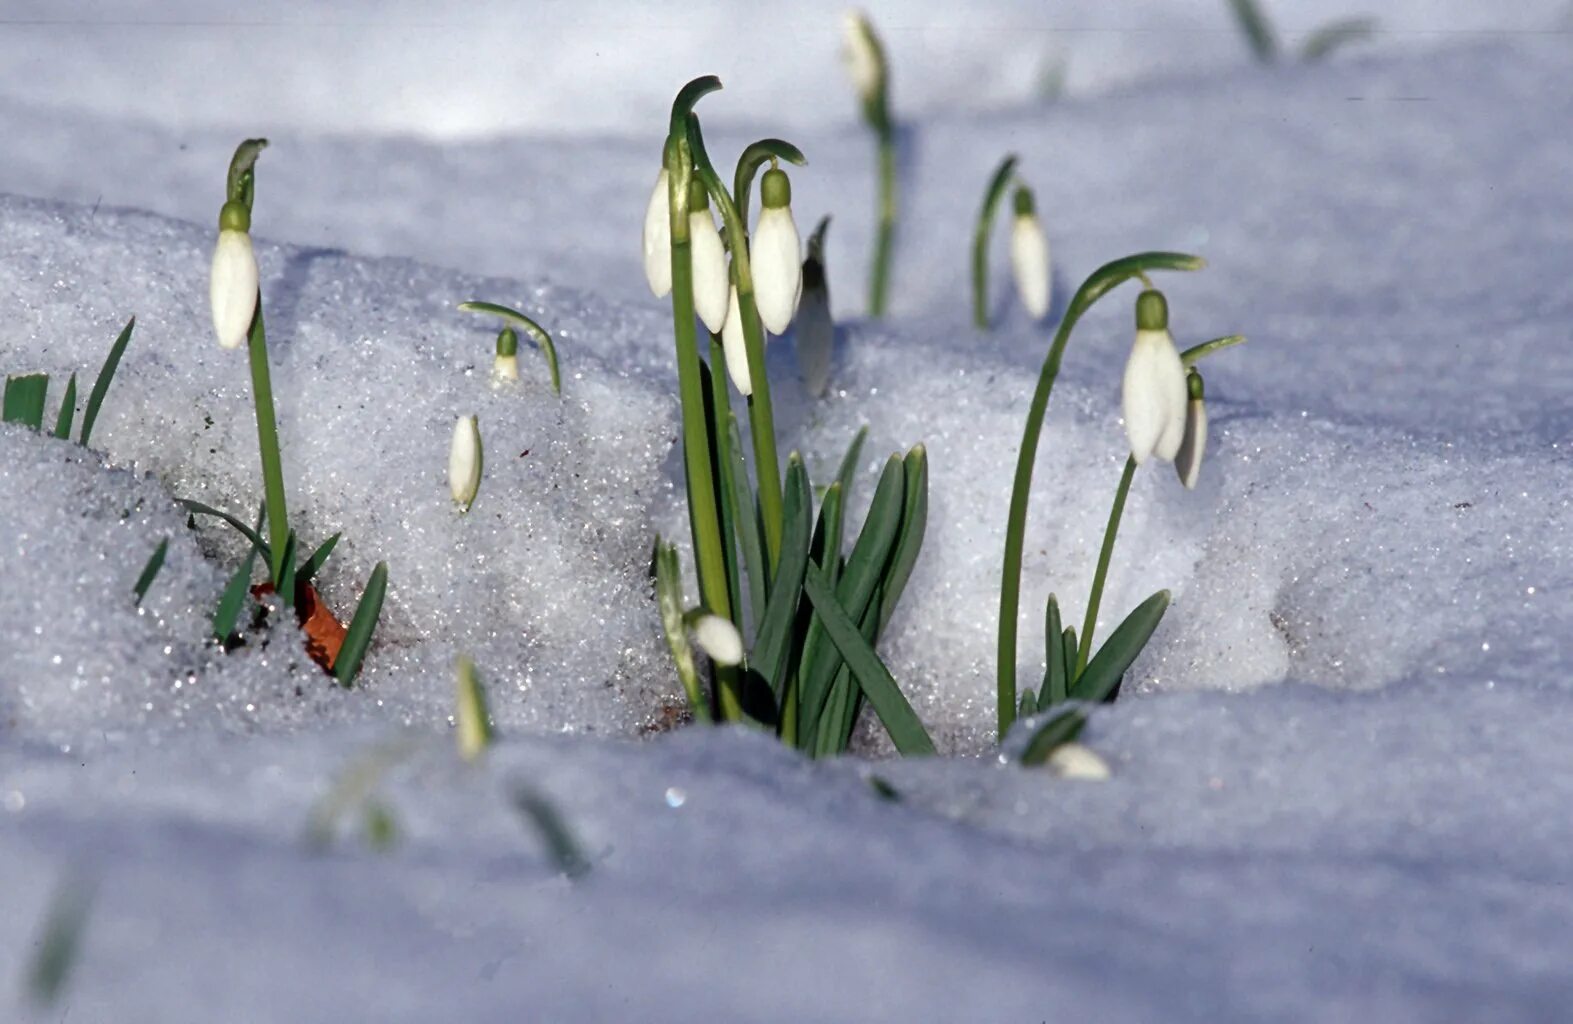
[[4, 1, 1573, 1020]]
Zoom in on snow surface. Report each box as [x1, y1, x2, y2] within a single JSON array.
[[4, 2, 1573, 1020]]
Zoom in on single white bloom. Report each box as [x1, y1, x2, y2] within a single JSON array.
[[1122, 290, 1187, 464], [1175, 374, 1208, 489], [642, 169, 672, 298], [689, 209, 730, 333], [209, 228, 258, 350], [1046, 742, 1111, 781], [693, 614, 744, 667], [753, 205, 803, 334], [842, 10, 883, 103], [1009, 210, 1051, 320], [448, 414, 483, 511], [493, 353, 520, 382], [720, 284, 753, 396]]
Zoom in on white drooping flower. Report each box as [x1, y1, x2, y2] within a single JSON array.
[[448, 414, 483, 511], [1045, 742, 1112, 781], [692, 614, 744, 667], [1008, 187, 1051, 320], [795, 220, 834, 397], [493, 327, 520, 383], [689, 198, 730, 334], [209, 201, 259, 350], [720, 284, 753, 396], [842, 10, 884, 105], [642, 168, 672, 298], [1121, 289, 1188, 464], [752, 167, 803, 335], [1175, 370, 1208, 489]]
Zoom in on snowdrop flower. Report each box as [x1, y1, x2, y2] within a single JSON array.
[[1008, 186, 1051, 320], [1121, 289, 1188, 464], [693, 614, 744, 667], [752, 166, 803, 334], [1045, 742, 1111, 781], [689, 184, 730, 333], [209, 201, 259, 350], [493, 327, 520, 383], [642, 168, 672, 298], [795, 217, 834, 397], [449, 415, 483, 512], [842, 10, 885, 107], [721, 285, 752, 396], [1175, 370, 1208, 489]]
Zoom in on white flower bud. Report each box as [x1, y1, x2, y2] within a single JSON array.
[[689, 208, 730, 334], [448, 415, 483, 511], [1175, 372, 1208, 489], [693, 614, 744, 667], [1046, 742, 1111, 780], [1009, 207, 1051, 320], [642, 169, 672, 298], [209, 227, 258, 350], [752, 168, 802, 335], [842, 10, 884, 104], [493, 353, 519, 382], [1121, 290, 1188, 464], [720, 285, 753, 397]]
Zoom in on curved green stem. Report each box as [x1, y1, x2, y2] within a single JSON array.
[[995, 251, 1205, 740], [457, 301, 561, 394], [972, 154, 1018, 329], [1077, 456, 1136, 674], [733, 139, 807, 231], [869, 125, 896, 317]]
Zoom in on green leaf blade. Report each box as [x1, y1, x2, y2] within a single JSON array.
[[334, 561, 389, 687], [1070, 590, 1170, 704], [132, 538, 168, 605], [52, 373, 77, 440], [79, 316, 134, 448], [3, 373, 49, 430]]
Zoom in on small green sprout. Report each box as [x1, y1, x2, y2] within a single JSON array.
[[456, 654, 494, 761], [1226, 0, 1377, 64], [458, 300, 561, 395]]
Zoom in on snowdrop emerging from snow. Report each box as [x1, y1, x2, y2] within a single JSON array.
[[448, 414, 483, 512], [751, 166, 803, 334], [1008, 186, 1050, 320], [493, 326, 520, 382], [209, 200, 258, 349], [1121, 288, 1189, 465]]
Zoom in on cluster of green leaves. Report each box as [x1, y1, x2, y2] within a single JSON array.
[[1226, 0, 1377, 64], [1016, 590, 1170, 724], [657, 427, 934, 757]]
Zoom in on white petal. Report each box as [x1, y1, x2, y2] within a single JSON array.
[[1151, 340, 1190, 461], [1123, 329, 1188, 464], [209, 229, 258, 350], [1045, 742, 1111, 781], [1009, 213, 1051, 320], [693, 614, 744, 667], [794, 280, 833, 397], [842, 11, 881, 101], [752, 206, 802, 335], [689, 211, 730, 333], [720, 285, 752, 396], [492, 353, 520, 383], [449, 415, 483, 510], [641, 170, 672, 298], [1175, 398, 1208, 489]]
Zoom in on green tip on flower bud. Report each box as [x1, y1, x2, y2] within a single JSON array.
[[496, 326, 518, 358], [1187, 368, 1205, 401], [761, 167, 792, 209], [688, 179, 710, 211], [1012, 186, 1035, 218], [218, 200, 250, 233], [1135, 289, 1169, 331]]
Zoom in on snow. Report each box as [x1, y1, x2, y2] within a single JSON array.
[[4, 2, 1573, 1019]]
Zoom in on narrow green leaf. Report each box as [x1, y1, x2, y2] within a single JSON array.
[[1227, 0, 1279, 63], [654, 538, 710, 721], [1062, 626, 1077, 695], [52, 373, 77, 440], [728, 414, 768, 631], [972, 153, 1019, 329], [177, 499, 271, 560], [1018, 689, 1038, 724], [835, 425, 869, 506], [334, 561, 388, 686], [3, 373, 48, 430], [276, 531, 299, 610], [25, 875, 95, 1008], [874, 444, 928, 634], [457, 301, 561, 395], [1043, 594, 1066, 709], [815, 586, 883, 756], [1301, 17, 1376, 62], [750, 456, 811, 700], [1020, 708, 1087, 767], [79, 316, 134, 448], [802, 564, 934, 756], [699, 354, 743, 627], [296, 532, 341, 587], [511, 786, 591, 880], [1070, 590, 1169, 704], [213, 546, 258, 643], [456, 655, 493, 760], [799, 455, 905, 744], [132, 537, 168, 605]]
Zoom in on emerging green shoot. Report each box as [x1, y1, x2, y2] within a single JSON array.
[[456, 655, 494, 761], [132, 537, 169, 605], [511, 787, 591, 880], [458, 300, 561, 394], [24, 875, 96, 1009], [333, 561, 388, 686], [972, 154, 1018, 329]]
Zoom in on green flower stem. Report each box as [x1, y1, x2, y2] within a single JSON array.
[[995, 251, 1205, 741], [244, 296, 291, 591], [972, 154, 1018, 329], [869, 125, 896, 317], [1076, 455, 1136, 674]]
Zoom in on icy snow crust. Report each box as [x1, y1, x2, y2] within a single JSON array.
[[4, 7, 1573, 1021]]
